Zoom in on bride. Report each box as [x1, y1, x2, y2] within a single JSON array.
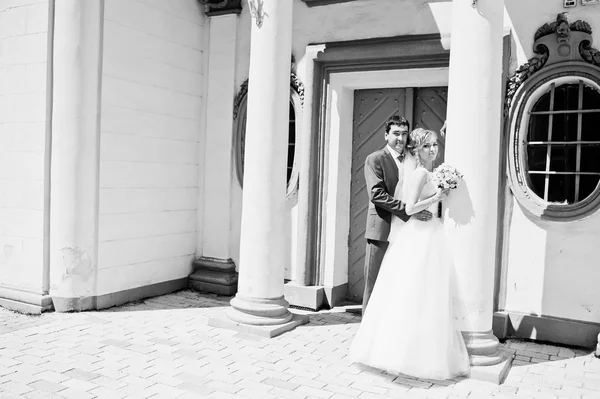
[[350, 128, 469, 380]]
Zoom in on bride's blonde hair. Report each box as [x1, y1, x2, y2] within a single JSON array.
[[406, 128, 439, 167], [407, 128, 438, 159]]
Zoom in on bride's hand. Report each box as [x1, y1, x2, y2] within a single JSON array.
[[433, 187, 450, 201]]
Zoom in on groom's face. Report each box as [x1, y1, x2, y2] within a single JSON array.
[[385, 125, 409, 154]]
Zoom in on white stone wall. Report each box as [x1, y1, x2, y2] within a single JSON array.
[[0, 0, 49, 292], [97, 0, 205, 295], [503, 3, 600, 324]]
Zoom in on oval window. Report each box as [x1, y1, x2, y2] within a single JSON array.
[[233, 76, 303, 197], [508, 65, 600, 221]]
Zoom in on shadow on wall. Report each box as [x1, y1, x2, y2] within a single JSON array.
[[503, 202, 600, 347]]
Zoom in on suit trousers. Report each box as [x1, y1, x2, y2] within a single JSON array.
[[362, 239, 389, 314]]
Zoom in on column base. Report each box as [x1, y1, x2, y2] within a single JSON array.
[[210, 312, 309, 338], [228, 294, 293, 325], [462, 330, 514, 384], [463, 330, 506, 366], [188, 257, 238, 296], [469, 349, 514, 385]]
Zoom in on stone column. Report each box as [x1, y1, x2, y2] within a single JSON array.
[[224, 0, 307, 333], [190, 8, 240, 296], [49, 0, 104, 312], [443, 0, 512, 383]]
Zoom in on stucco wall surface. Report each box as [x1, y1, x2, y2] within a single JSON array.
[[97, 0, 205, 295], [503, 2, 600, 324], [0, 0, 49, 293]]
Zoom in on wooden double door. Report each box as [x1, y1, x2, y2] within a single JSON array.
[[347, 87, 448, 303]]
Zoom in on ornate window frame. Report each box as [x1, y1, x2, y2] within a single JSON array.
[[506, 13, 600, 221], [233, 73, 304, 198]]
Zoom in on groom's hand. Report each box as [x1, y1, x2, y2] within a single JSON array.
[[413, 210, 433, 221]]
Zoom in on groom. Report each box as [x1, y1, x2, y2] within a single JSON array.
[[362, 115, 432, 314]]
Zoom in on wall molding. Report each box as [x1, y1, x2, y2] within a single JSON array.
[[0, 287, 53, 314], [50, 278, 189, 312]]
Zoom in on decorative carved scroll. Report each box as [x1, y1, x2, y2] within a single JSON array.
[[505, 13, 600, 117]]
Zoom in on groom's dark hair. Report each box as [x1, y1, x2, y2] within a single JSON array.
[[385, 115, 410, 134]]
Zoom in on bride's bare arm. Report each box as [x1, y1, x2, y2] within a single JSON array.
[[405, 170, 445, 216]]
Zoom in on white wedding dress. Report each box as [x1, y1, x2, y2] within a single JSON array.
[[350, 167, 469, 380]]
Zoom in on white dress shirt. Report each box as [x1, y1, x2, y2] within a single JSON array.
[[386, 145, 404, 175]]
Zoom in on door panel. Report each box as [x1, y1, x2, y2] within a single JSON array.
[[347, 89, 408, 303], [347, 86, 447, 303], [413, 87, 448, 168]]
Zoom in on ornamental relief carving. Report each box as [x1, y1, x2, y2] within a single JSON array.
[[233, 72, 305, 120], [505, 13, 600, 117]]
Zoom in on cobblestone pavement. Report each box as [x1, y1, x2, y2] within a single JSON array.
[[0, 290, 598, 399]]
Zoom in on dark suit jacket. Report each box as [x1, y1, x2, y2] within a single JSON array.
[[364, 147, 410, 241]]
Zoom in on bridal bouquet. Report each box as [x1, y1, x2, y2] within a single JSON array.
[[431, 164, 463, 190]]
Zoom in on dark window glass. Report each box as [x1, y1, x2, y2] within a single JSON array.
[[287, 100, 296, 183], [526, 82, 600, 203]]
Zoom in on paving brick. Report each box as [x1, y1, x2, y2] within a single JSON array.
[[2, 291, 600, 399], [62, 368, 101, 382], [57, 387, 97, 399], [323, 382, 363, 397], [23, 389, 57, 399], [269, 386, 309, 399], [176, 381, 216, 396], [296, 385, 335, 399], [2, 380, 36, 395], [88, 386, 129, 399], [263, 376, 300, 391], [290, 376, 328, 389], [206, 379, 243, 395]]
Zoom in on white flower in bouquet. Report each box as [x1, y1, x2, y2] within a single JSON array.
[[431, 164, 463, 190]]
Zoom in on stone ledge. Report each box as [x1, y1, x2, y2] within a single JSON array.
[[284, 282, 324, 310], [0, 286, 53, 314]]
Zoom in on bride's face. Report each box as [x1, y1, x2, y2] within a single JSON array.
[[418, 134, 439, 163]]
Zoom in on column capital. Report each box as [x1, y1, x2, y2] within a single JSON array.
[[198, 0, 242, 17]]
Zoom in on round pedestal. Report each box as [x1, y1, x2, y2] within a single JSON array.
[[463, 330, 506, 366], [227, 294, 293, 326]]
